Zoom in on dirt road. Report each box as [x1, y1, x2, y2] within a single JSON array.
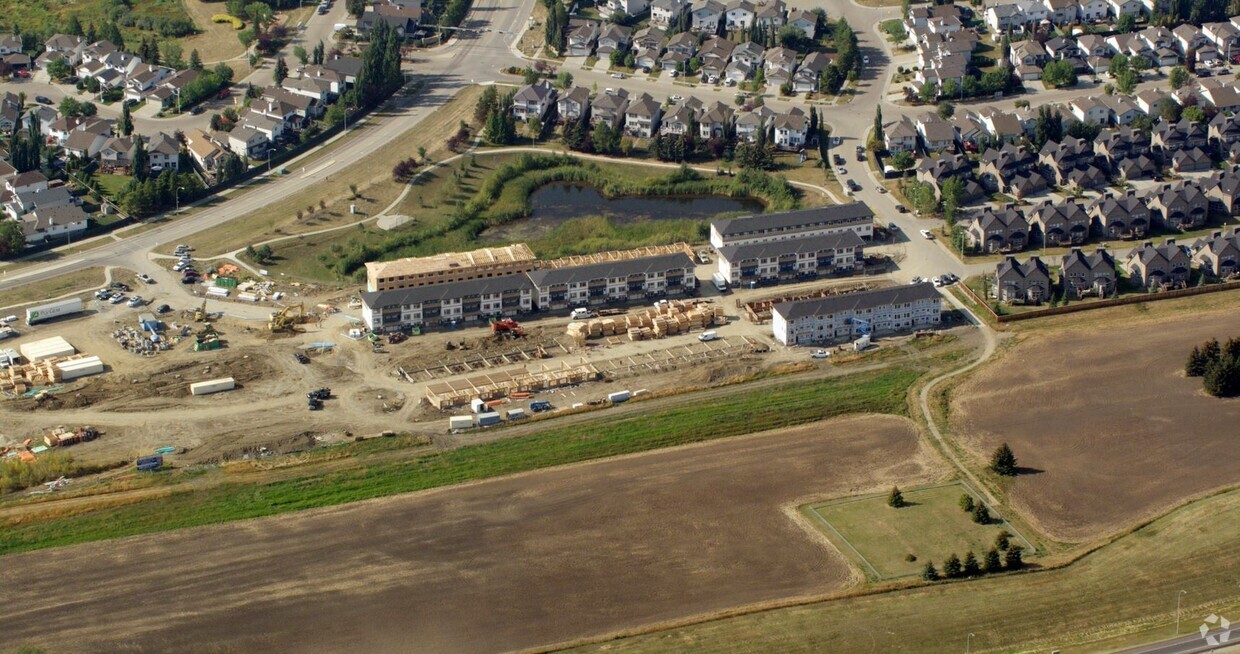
[[1, 415, 944, 654]]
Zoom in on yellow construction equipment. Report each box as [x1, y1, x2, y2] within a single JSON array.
[[269, 303, 306, 332], [194, 300, 208, 322]]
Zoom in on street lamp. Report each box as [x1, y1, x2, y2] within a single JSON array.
[[966, 633, 975, 654], [1175, 590, 1188, 635], [176, 186, 186, 213]]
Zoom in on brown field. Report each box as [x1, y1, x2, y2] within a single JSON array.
[[952, 306, 1240, 543], [0, 415, 945, 654]]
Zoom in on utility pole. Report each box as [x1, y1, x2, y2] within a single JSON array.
[[1175, 590, 1188, 635]]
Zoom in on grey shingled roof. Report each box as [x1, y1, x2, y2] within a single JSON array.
[[718, 230, 863, 263], [713, 202, 874, 237], [773, 282, 940, 320], [362, 274, 534, 310]]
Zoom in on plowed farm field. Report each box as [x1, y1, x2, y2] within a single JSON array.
[[952, 308, 1240, 542], [2, 415, 944, 654]]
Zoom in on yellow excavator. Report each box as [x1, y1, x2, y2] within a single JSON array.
[[268, 303, 306, 332], [193, 300, 208, 322]]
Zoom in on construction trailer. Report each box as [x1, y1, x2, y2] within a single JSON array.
[[423, 360, 600, 410], [190, 377, 236, 396]]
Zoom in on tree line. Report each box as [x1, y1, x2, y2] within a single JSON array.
[[1186, 337, 1240, 398]]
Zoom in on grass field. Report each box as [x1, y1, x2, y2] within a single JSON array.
[[181, 86, 488, 258], [0, 267, 105, 310], [0, 366, 922, 555], [569, 485, 1240, 654], [3, 0, 193, 48], [806, 482, 1034, 580]]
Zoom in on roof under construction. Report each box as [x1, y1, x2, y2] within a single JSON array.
[[540, 243, 694, 269], [365, 244, 538, 280]]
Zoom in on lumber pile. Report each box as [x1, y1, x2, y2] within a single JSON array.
[[0, 354, 99, 394], [566, 301, 722, 342]]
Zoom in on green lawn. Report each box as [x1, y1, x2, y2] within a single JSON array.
[[806, 482, 1034, 580], [95, 174, 131, 199], [0, 366, 922, 555]]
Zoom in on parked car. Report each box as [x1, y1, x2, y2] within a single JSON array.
[[35, 95, 52, 105], [932, 276, 944, 287], [837, 166, 847, 175], [294, 351, 311, 364], [181, 275, 198, 284], [911, 276, 922, 284], [847, 180, 862, 192], [110, 281, 131, 291], [811, 349, 830, 359], [895, 204, 908, 213], [156, 304, 172, 314], [137, 273, 154, 284], [611, 72, 625, 79], [109, 293, 127, 304], [95, 289, 111, 300], [190, 105, 205, 115], [127, 296, 145, 307], [530, 400, 553, 412], [920, 229, 934, 240]]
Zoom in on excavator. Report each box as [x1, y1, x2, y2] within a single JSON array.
[[491, 318, 526, 339], [193, 300, 209, 322], [269, 303, 306, 333]]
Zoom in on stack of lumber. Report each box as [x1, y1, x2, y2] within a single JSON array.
[[0, 355, 91, 393], [568, 301, 722, 341]]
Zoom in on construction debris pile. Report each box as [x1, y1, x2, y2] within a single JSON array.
[[742, 283, 881, 323], [424, 360, 600, 410], [44, 425, 100, 448], [0, 354, 103, 396], [566, 301, 722, 343], [234, 279, 284, 303], [113, 327, 172, 356]]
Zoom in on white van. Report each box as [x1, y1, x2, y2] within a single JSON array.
[[698, 331, 719, 342], [570, 307, 594, 320], [711, 272, 728, 292]]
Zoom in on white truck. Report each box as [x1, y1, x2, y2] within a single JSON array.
[[26, 298, 84, 326], [711, 272, 728, 292], [570, 307, 594, 320]]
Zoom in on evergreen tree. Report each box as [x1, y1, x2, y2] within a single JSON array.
[[1004, 545, 1024, 569], [274, 57, 289, 85], [942, 553, 962, 578], [131, 139, 149, 181], [921, 561, 939, 581], [120, 102, 133, 137], [983, 548, 1003, 573], [1202, 338, 1222, 362], [971, 502, 992, 525], [995, 531, 1011, 551], [870, 106, 885, 151], [887, 486, 906, 508], [190, 49, 203, 70], [313, 40, 325, 65], [1186, 345, 1208, 377], [990, 443, 1018, 476], [1203, 353, 1240, 398], [959, 494, 975, 512], [962, 551, 981, 577]]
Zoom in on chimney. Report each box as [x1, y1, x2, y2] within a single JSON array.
[[1165, 238, 1176, 247], [1126, 189, 1136, 197], [1212, 230, 1223, 239], [1143, 240, 1154, 248]]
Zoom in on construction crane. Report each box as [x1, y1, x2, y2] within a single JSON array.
[[193, 300, 208, 322], [269, 303, 306, 332]]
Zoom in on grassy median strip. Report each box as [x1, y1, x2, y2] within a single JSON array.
[[0, 366, 919, 555], [0, 267, 105, 310]]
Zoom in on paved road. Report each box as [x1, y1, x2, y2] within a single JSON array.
[[1119, 626, 1240, 654]]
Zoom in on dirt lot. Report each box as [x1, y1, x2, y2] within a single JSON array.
[[1, 415, 945, 654], [952, 307, 1240, 543]]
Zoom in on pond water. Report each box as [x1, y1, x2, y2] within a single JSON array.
[[483, 182, 764, 242]]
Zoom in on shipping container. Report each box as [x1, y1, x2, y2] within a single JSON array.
[[505, 408, 527, 420], [470, 398, 486, 414], [19, 336, 76, 362], [57, 355, 104, 381], [476, 411, 502, 426], [206, 286, 230, 297], [190, 377, 236, 396], [25, 298, 84, 326], [608, 390, 631, 403], [136, 454, 163, 471], [448, 415, 474, 431]]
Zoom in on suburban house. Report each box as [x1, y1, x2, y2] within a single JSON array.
[[772, 109, 808, 150], [885, 117, 919, 153], [1059, 247, 1117, 298], [995, 255, 1051, 303], [1191, 228, 1240, 279], [185, 128, 225, 171], [590, 88, 630, 128], [596, 24, 634, 56], [698, 101, 734, 139], [356, 4, 422, 37], [659, 100, 698, 136], [567, 20, 601, 57], [147, 132, 181, 172], [1089, 191, 1152, 239], [607, 0, 649, 17], [691, 0, 725, 33], [725, 0, 756, 29], [915, 114, 956, 152], [21, 205, 90, 246], [787, 9, 817, 39], [1027, 200, 1092, 246], [1148, 181, 1210, 231], [556, 86, 591, 123], [623, 93, 663, 138], [40, 34, 87, 67], [916, 153, 984, 201], [966, 206, 1030, 253], [1125, 239, 1192, 290], [512, 81, 557, 122], [651, 0, 688, 26]]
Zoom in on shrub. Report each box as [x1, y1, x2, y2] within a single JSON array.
[[213, 14, 245, 30]]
